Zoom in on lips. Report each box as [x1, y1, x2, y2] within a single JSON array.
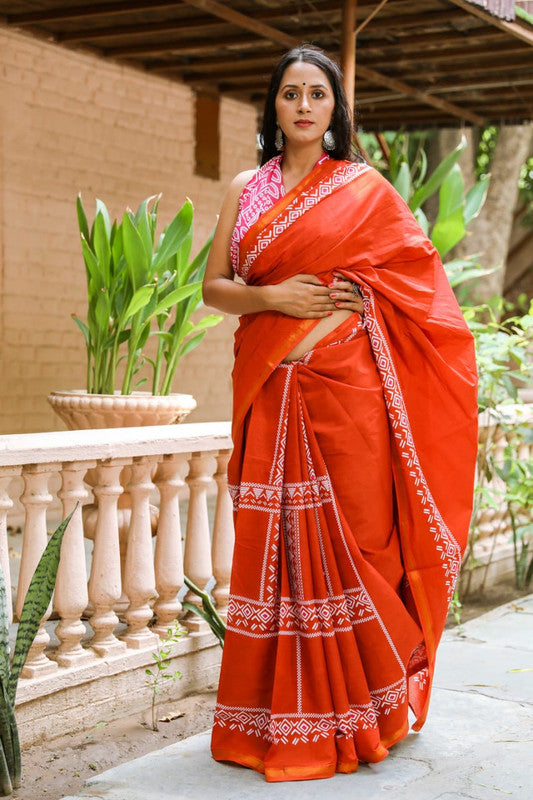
[[294, 121, 313, 128]]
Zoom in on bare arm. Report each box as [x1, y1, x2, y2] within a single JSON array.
[[202, 172, 364, 318]]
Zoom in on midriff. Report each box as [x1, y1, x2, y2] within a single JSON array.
[[282, 308, 354, 362]]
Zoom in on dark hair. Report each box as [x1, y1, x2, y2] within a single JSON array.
[[260, 45, 359, 166]]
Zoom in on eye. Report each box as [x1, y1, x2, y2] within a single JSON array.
[[283, 90, 298, 100], [312, 90, 325, 99]]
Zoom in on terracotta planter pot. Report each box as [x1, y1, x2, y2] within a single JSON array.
[[47, 390, 197, 430]]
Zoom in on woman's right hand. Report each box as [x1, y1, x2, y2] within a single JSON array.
[[263, 274, 336, 318]]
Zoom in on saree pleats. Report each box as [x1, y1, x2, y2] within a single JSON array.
[[212, 317, 424, 780]]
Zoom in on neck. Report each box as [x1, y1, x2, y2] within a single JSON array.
[[281, 143, 325, 176]]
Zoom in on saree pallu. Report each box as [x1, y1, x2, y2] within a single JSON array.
[[211, 159, 478, 782]]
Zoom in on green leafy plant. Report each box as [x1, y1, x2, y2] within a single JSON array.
[[384, 134, 489, 258], [461, 298, 533, 593], [182, 577, 225, 647], [74, 194, 222, 395], [0, 510, 74, 796], [145, 620, 183, 732]]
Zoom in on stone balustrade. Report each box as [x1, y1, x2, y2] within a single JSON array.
[[0, 407, 530, 741], [0, 422, 233, 742]]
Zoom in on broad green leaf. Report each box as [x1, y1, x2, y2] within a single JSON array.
[[152, 200, 194, 271], [437, 164, 464, 222], [393, 161, 411, 202], [80, 236, 102, 288], [94, 291, 111, 333], [188, 314, 223, 333], [410, 136, 467, 212], [431, 207, 465, 257], [92, 212, 112, 285], [176, 228, 193, 277], [464, 175, 489, 225], [71, 315, 91, 347], [123, 285, 155, 319], [8, 510, 75, 704], [153, 282, 200, 317], [180, 331, 206, 359], [181, 230, 214, 284], [95, 199, 111, 238], [135, 200, 155, 268], [111, 224, 124, 274], [122, 212, 150, 290], [76, 195, 90, 243]]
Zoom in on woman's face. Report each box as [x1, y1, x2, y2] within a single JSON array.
[[275, 60, 335, 149]]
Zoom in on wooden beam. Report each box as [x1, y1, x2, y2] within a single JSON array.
[[105, 34, 276, 58], [448, 0, 533, 47], [356, 64, 485, 124], [6, 1, 179, 25], [57, 0, 340, 43], [341, 0, 357, 114], [180, 0, 298, 48]]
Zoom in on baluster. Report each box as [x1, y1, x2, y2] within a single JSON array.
[[0, 467, 21, 626], [211, 450, 234, 616], [53, 461, 96, 667], [183, 452, 215, 632], [17, 463, 60, 678], [152, 454, 187, 638], [88, 459, 128, 656], [121, 456, 159, 648]]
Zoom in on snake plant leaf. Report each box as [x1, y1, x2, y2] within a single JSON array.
[[76, 195, 90, 244], [122, 212, 150, 291], [8, 510, 74, 705], [0, 679, 18, 790], [0, 737, 12, 796], [2, 684, 20, 789], [409, 136, 466, 212], [152, 282, 200, 317], [152, 200, 194, 271], [0, 569, 10, 691]]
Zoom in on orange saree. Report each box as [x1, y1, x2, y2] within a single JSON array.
[[211, 158, 478, 782]]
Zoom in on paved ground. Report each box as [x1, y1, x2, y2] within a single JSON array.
[[61, 594, 533, 800]]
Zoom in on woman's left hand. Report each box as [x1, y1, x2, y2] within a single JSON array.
[[328, 273, 365, 317]]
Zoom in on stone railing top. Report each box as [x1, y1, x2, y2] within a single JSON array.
[[0, 422, 232, 467]]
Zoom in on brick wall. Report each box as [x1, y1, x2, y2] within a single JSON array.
[[0, 25, 258, 433]]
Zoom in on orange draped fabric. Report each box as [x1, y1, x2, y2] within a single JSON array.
[[211, 159, 478, 782]]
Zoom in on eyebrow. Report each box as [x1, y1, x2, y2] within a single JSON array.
[[280, 83, 328, 90]]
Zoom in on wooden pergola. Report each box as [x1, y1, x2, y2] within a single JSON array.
[[1, 0, 533, 129]]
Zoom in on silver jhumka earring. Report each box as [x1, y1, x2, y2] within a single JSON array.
[[275, 123, 284, 151], [323, 129, 335, 151]]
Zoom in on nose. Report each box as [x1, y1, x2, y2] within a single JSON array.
[[298, 93, 311, 113]]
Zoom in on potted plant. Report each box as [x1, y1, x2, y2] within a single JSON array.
[[48, 194, 222, 429]]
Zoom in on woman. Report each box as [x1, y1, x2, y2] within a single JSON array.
[[203, 45, 478, 783]]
